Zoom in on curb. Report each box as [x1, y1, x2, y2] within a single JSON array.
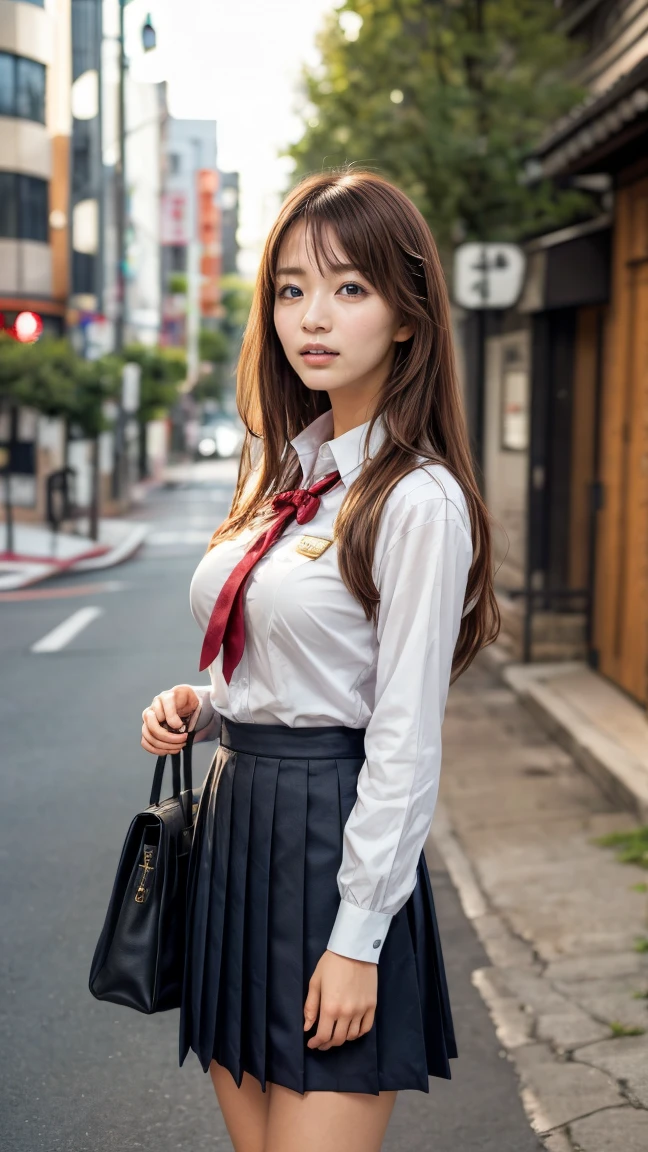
[[74, 522, 150, 572], [480, 647, 648, 823], [0, 522, 150, 591]]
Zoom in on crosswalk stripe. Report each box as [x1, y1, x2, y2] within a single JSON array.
[[31, 606, 104, 653]]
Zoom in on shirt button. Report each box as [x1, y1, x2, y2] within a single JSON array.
[[372, 939, 381, 949]]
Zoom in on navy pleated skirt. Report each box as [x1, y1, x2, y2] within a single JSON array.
[[179, 719, 457, 1095]]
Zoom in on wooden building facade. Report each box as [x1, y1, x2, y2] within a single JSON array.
[[464, 3, 648, 708]]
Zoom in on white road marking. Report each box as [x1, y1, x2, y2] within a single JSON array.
[[31, 606, 104, 653]]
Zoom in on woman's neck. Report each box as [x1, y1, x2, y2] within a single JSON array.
[[329, 393, 380, 440]]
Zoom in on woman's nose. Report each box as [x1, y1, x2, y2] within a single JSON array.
[[300, 298, 331, 332]]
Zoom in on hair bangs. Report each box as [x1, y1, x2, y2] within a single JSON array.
[[274, 181, 402, 307]]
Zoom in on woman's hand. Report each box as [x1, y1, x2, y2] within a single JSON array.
[[304, 949, 377, 1050], [141, 684, 200, 755]]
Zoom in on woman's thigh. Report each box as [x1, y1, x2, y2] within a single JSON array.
[[264, 1082, 398, 1152], [210, 1060, 270, 1152]]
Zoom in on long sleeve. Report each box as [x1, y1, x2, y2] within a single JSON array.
[[189, 684, 222, 743], [326, 497, 473, 964]]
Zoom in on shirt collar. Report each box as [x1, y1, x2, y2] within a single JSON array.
[[290, 410, 387, 489]]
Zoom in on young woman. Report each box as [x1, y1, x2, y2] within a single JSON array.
[[141, 170, 499, 1152]]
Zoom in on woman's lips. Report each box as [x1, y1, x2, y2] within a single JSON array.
[[300, 349, 339, 367]]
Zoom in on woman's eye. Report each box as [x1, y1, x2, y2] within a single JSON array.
[[338, 282, 366, 297], [278, 285, 302, 299]]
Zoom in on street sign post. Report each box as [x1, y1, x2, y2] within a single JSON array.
[[452, 243, 526, 486], [453, 243, 526, 310]]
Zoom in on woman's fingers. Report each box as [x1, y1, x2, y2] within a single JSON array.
[[317, 1014, 353, 1051], [141, 687, 201, 754], [359, 1007, 375, 1036], [345, 1014, 364, 1042], [155, 692, 186, 732], [306, 1010, 338, 1050], [303, 976, 321, 1032], [141, 708, 188, 755], [140, 725, 185, 755], [143, 707, 186, 744]]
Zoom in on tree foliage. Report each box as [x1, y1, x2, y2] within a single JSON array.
[[0, 335, 121, 437], [120, 344, 186, 425], [289, 0, 595, 250], [220, 276, 254, 338], [0, 336, 186, 435], [199, 328, 230, 365]]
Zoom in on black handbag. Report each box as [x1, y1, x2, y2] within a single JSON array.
[[89, 731, 198, 1014]]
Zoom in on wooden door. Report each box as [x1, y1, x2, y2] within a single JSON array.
[[593, 176, 648, 706]]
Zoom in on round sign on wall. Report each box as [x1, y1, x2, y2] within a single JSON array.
[[453, 243, 526, 310]]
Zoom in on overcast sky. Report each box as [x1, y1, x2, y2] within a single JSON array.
[[129, 0, 340, 276]]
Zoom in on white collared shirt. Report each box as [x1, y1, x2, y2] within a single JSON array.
[[189, 410, 473, 963]]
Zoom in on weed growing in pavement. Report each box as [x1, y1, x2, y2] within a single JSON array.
[[634, 937, 648, 953], [631, 990, 648, 1000], [594, 827, 648, 868], [631, 882, 648, 893], [608, 1021, 645, 1037]]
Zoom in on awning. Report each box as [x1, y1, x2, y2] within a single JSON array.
[[530, 56, 648, 179]]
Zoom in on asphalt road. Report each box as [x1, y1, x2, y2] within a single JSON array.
[[0, 463, 541, 1152]]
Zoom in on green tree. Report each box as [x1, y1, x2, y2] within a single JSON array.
[[0, 335, 121, 434], [121, 345, 187, 477], [0, 336, 122, 542], [289, 0, 594, 252], [220, 276, 254, 339], [199, 328, 230, 365]]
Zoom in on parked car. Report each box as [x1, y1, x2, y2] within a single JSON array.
[[196, 413, 245, 460]]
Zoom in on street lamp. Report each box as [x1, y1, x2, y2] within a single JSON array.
[[115, 5, 158, 354], [113, 3, 157, 503]]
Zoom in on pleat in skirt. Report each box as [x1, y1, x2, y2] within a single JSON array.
[[179, 719, 457, 1095]]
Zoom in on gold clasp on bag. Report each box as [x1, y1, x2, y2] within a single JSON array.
[[295, 535, 334, 559], [135, 845, 157, 903]]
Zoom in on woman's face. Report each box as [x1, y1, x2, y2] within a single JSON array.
[[273, 221, 413, 404]]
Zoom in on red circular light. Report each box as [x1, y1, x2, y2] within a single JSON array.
[[14, 311, 43, 343]]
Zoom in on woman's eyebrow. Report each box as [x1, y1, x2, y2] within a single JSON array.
[[275, 262, 362, 277]]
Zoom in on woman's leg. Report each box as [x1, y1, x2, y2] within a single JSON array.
[[264, 1083, 398, 1152], [209, 1060, 270, 1152]]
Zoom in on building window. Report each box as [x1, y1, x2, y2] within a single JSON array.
[[500, 346, 529, 452], [169, 244, 186, 272], [73, 250, 96, 295], [0, 174, 48, 242], [0, 52, 46, 124], [168, 153, 181, 175]]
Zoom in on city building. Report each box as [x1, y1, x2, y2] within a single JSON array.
[[68, 0, 163, 354], [220, 169, 240, 276], [160, 114, 220, 348], [0, 0, 72, 337]]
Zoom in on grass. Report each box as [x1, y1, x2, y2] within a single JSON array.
[[594, 826, 648, 869], [631, 882, 648, 893], [608, 1021, 645, 1038], [632, 990, 648, 1000], [634, 937, 648, 954]]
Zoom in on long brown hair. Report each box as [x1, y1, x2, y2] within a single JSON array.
[[208, 169, 499, 679]]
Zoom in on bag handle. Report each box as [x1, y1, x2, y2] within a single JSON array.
[[150, 731, 195, 808]]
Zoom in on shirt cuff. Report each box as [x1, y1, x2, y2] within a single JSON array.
[[326, 899, 393, 963], [188, 686, 221, 741]]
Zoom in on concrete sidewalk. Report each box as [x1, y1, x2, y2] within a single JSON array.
[[0, 517, 150, 591], [433, 655, 648, 1151], [498, 656, 648, 822]]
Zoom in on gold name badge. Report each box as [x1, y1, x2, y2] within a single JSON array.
[[295, 535, 334, 559]]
